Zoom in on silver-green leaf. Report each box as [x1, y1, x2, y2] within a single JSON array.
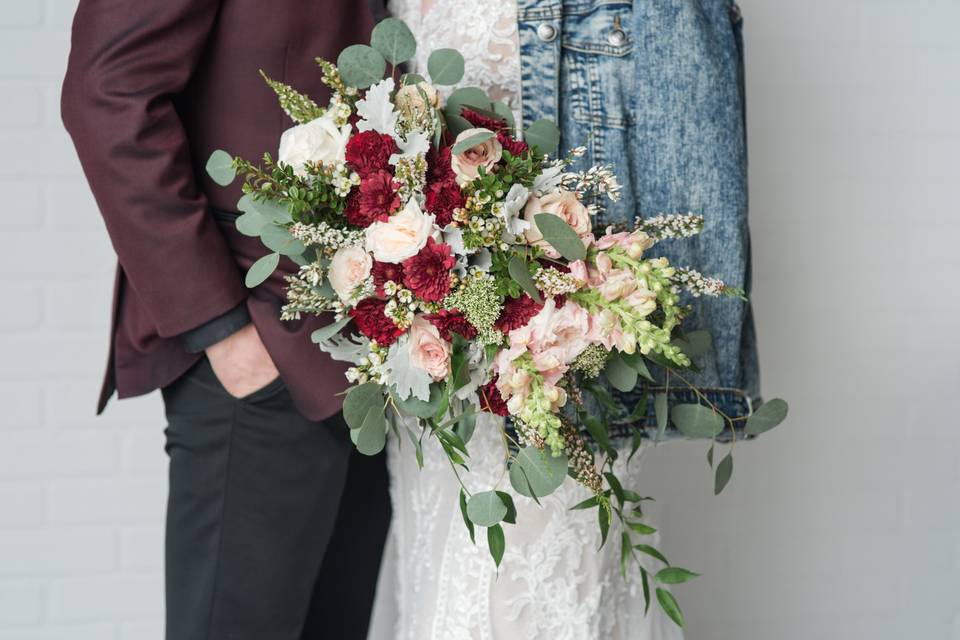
[[524, 119, 561, 154], [337, 44, 386, 88], [245, 252, 279, 288], [670, 403, 724, 439], [427, 48, 465, 85], [509, 446, 568, 498], [507, 256, 543, 304], [534, 214, 587, 261], [310, 316, 351, 344], [260, 224, 306, 256], [451, 129, 495, 155], [355, 404, 388, 456], [744, 398, 789, 436], [466, 490, 507, 527], [343, 383, 385, 429], [605, 352, 638, 392], [205, 150, 235, 186], [370, 17, 416, 65]]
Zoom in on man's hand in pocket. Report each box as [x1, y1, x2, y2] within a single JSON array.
[[206, 323, 279, 398]]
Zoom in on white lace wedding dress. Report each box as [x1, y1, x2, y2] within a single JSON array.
[[368, 3, 684, 639]]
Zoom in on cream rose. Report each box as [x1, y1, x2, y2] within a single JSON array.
[[328, 245, 372, 302], [394, 82, 440, 120], [408, 316, 451, 381], [451, 128, 502, 186], [522, 190, 593, 255], [364, 198, 436, 263], [278, 112, 351, 176]]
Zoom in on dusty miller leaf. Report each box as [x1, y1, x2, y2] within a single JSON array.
[[382, 335, 432, 401]]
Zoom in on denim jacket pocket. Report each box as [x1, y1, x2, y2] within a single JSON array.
[[561, 1, 635, 130]]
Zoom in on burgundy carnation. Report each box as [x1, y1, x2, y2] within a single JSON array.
[[427, 146, 455, 183], [498, 131, 529, 157], [345, 170, 399, 228], [402, 237, 456, 302], [371, 261, 404, 297], [495, 294, 544, 333], [345, 130, 398, 177], [424, 309, 477, 342], [424, 178, 464, 227], [349, 298, 404, 347], [479, 377, 510, 417], [461, 107, 508, 133]]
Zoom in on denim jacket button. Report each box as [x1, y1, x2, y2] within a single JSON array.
[[537, 23, 558, 42], [608, 29, 627, 46]]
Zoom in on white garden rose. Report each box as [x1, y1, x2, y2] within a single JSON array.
[[365, 198, 436, 263], [394, 82, 440, 120], [327, 245, 372, 302], [278, 112, 351, 176], [451, 128, 502, 186]]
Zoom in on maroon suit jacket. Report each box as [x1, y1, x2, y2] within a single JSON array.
[[62, 0, 385, 421]]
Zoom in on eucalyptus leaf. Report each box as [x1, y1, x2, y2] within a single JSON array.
[[534, 213, 587, 261], [507, 256, 543, 304], [248, 198, 293, 225], [245, 252, 279, 288], [605, 352, 639, 393], [466, 490, 507, 527], [656, 588, 685, 628], [459, 489, 475, 544], [342, 383, 385, 429], [492, 100, 516, 133], [260, 224, 306, 256], [445, 113, 472, 137], [370, 17, 416, 65], [655, 567, 700, 585], [205, 149, 235, 186], [393, 383, 445, 418], [236, 210, 267, 237], [745, 398, 789, 436], [654, 393, 669, 442], [674, 330, 712, 359], [311, 316, 351, 344], [622, 351, 655, 382], [452, 129, 496, 155], [455, 411, 477, 444], [337, 44, 386, 88], [509, 446, 568, 498], [427, 48, 465, 85], [524, 118, 561, 154], [714, 452, 734, 495], [670, 403, 724, 439], [487, 524, 505, 568], [444, 87, 490, 120], [402, 73, 426, 85], [356, 405, 388, 455]]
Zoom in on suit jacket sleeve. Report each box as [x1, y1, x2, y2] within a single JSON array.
[[61, 0, 247, 338]]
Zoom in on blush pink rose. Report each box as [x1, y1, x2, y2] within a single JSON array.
[[328, 245, 372, 302], [523, 190, 593, 257], [451, 128, 502, 186], [408, 316, 451, 381]]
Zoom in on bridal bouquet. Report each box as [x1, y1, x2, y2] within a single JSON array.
[[206, 18, 787, 626]]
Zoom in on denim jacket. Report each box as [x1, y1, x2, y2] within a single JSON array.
[[516, 0, 760, 431]]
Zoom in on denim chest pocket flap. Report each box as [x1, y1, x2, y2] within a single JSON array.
[[560, 1, 635, 130]]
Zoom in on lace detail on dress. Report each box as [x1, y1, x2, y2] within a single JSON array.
[[388, 0, 522, 121]]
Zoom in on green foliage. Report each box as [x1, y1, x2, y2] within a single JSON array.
[[260, 224, 306, 256], [745, 398, 789, 436], [234, 154, 351, 222], [310, 316, 351, 344], [655, 567, 700, 584], [654, 392, 669, 442], [466, 491, 508, 527], [524, 119, 561, 154], [459, 489, 476, 544], [670, 403, 725, 439], [343, 383, 384, 429], [370, 18, 416, 65], [336, 44, 386, 88], [487, 524, 505, 568], [495, 491, 517, 524], [393, 383, 445, 418], [534, 213, 587, 261], [427, 48, 465, 85], [355, 406, 388, 455], [509, 446, 568, 498], [245, 252, 279, 288], [236, 210, 267, 237], [604, 352, 639, 392], [452, 129, 496, 154], [443, 87, 490, 122], [205, 150, 236, 186], [507, 255, 542, 304], [259, 71, 324, 124], [656, 588, 685, 627], [714, 452, 734, 495]]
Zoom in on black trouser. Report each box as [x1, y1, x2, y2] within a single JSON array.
[[161, 358, 390, 640]]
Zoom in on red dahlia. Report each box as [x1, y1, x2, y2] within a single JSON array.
[[498, 131, 529, 156], [495, 294, 544, 333], [345, 130, 398, 177], [349, 298, 404, 347], [427, 146, 455, 183], [345, 170, 399, 228], [424, 309, 477, 342], [372, 260, 404, 296], [402, 237, 456, 302], [461, 107, 508, 133], [479, 377, 510, 417], [424, 178, 464, 227]]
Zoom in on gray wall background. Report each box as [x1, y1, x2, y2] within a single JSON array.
[[0, 0, 957, 638]]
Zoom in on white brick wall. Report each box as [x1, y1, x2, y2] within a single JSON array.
[[0, 1, 957, 639]]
